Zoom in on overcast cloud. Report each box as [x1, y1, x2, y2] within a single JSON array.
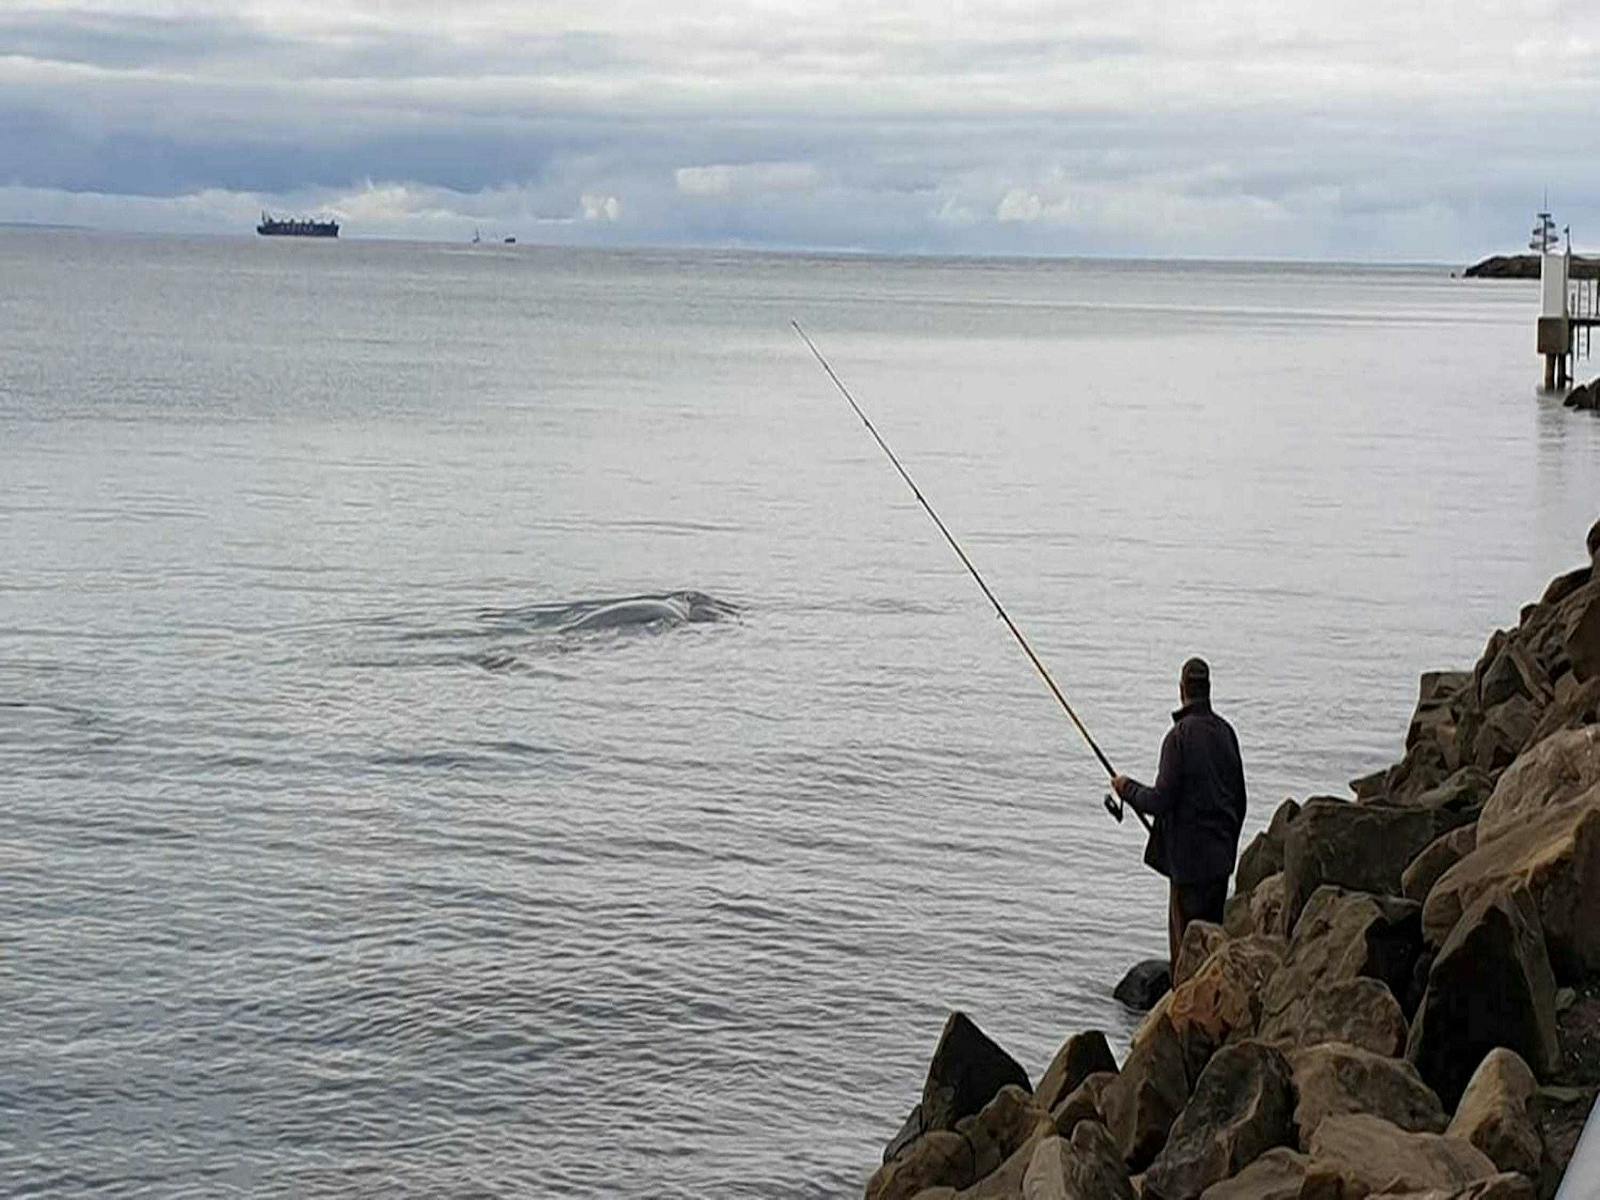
[[1, 1, 1596, 258]]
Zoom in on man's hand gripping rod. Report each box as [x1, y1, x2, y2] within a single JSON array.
[[792, 321, 1152, 833]]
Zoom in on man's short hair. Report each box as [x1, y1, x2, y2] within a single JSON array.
[[1181, 656, 1211, 700]]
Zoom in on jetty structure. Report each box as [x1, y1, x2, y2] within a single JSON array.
[[1534, 209, 1596, 390], [255, 211, 339, 238]]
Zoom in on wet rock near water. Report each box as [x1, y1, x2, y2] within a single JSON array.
[[862, 519, 1600, 1200], [1113, 959, 1170, 1012], [1565, 380, 1599, 412]]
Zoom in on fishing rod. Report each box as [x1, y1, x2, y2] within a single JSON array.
[[791, 320, 1151, 833]]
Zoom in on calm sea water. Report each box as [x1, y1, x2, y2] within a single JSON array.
[[3, 231, 1597, 1197]]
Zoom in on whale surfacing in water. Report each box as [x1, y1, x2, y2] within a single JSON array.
[[560, 590, 737, 633]]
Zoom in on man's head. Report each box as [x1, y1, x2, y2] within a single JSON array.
[[1180, 657, 1211, 705]]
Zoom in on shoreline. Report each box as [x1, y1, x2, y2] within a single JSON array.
[[866, 516, 1600, 1200]]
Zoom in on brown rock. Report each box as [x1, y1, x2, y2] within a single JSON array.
[[1472, 696, 1540, 773], [1272, 977, 1410, 1057], [1290, 1041, 1447, 1150], [1407, 888, 1560, 1110], [1412, 767, 1497, 820], [1283, 799, 1469, 935], [1422, 788, 1600, 979], [867, 1131, 977, 1200], [1476, 726, 1600, 846], [1021, 1122, 1136, 1200], [1174, 922, 1227, 989], [1566, 585, 1600, 681], [1195, 1147, 1307, 1199], [1100, 1013, 1190, 1172], [1250, 874, 1287, 938], [1142, 1041, 1296, 1200], [1051, 1072, 1114, 1138], [1036, 1032, 1117, 1112], [1258, 888, 1423, 1039], [1525, 675, 1600, 747], [1481, 640, 1550, 710], [1301, 1113, 1497, 1197], [1167, 935, 1286, 1073], [1404, 826, 1478, 904], [1237, 799, 1302, 895], [1446, 1048, 1540, 1179], [955, 1084, 1054, 1181]]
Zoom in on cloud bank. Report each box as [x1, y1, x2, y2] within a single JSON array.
[[1, 1, 1596, 258]]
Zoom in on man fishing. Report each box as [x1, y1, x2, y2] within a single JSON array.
[[1110, 657, 1247, 972], [793, 325, 1248, 975]]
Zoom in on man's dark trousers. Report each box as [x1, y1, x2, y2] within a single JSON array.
[[1168, 877, 1228, 971]]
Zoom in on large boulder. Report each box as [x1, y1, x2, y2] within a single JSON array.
[[955, 1084, 1055, 1182], [1142, 1041, 1295, 1200], [1173, 922, 1228, 990], [1050, 1071, 1114, 1138], [1237, 800, 1302, 895], [1300, 1113, 1497, 1197], [1472, 696, 1541, 773], [1446, 1048, 1540, 1179], [1166, 935, 1286, 1071], [1564, 582, 1600, 681], [1282, 799, 1469, 934], [1265, 976, 1410, 1057], [1114, 960, 1171, 1012], [883, 1011, 1032, 1163], [866, 1131, 975, 1200], [1196, 1147, 1307, 1199], [1021, 1121, 1135, 1200], [1035, 1032, 1116, 1112], [1476, 726, 1600, 845], [1422, 787, 1600, 979], [1412, 766, 1497, 820], [1407, 888, 1560, 1110], [1480, 642, 1539, 710], [1403, 826, 1478, 904], [1258, 888, 1423, 1039], [1100, 1013, 1190, 1171], [1289, 1042, 1447, 1149]]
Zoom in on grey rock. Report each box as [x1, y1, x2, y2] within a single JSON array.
[[1143, 1041, 1296, 1200]]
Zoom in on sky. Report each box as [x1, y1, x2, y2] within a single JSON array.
[[1, 0, 1597, 260]]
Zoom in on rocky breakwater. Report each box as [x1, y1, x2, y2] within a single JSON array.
[[864, 517, 1600, 1200]]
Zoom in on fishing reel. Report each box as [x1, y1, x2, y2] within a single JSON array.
[[1102, 791, 1124, 823]]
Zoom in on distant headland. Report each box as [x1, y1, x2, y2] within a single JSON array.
[[1465, 254, 1600, 280]]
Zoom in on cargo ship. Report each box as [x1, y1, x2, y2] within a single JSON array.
[[256, 212, 339, 238]]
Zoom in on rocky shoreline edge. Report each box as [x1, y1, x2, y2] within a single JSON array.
[[865, 517, 1600, 1200]]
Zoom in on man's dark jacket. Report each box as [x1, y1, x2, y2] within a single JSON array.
[[1123, 699, 1247, 885]]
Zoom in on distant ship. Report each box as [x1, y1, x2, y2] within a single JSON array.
[[256, 212, 339, 238]]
